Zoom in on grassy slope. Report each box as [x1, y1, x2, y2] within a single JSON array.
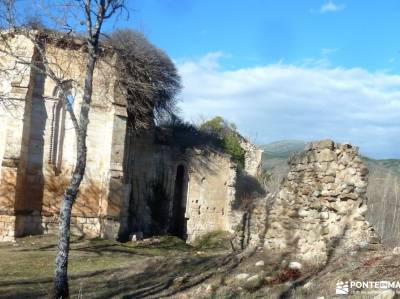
[[0, 233, 231, 298], [363, 157, 400, 176], [260, 140, 306, 173], [2, 234, 399, 299]]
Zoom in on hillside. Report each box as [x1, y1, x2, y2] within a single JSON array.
[[363, 157, 400, 176], [260, 140, 400, 177], [260, 140, 400, 247], [261, 140, 307, 158]]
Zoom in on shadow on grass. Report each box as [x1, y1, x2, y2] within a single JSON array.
[[0, 234, 234, 299], [20, 235, 193, 256], [0, 253, 226, 299]]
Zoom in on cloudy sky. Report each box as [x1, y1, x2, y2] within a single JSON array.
[[115, 0, 400, 159]]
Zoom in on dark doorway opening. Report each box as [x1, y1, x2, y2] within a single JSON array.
[[171, 164, 187, 239]]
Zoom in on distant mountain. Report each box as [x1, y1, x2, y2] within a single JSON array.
[[259, 140, 305, 172], [260, 140, 400, 176], [260, 140, 307, 158], [363, 157, 400, 176], [260, 139, 400, 247]]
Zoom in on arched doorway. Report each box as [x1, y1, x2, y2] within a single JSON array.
[[171, 164, 187, 239]]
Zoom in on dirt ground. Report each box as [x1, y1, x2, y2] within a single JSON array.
[[0, 233, 231, 298], [1, 234, 400, 299]]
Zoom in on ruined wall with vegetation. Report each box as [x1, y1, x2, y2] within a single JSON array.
[[261, 142, 400, 248], [0, 34, 263, 243], [236, 140, 378, 264], [118, 130, 238, 242]]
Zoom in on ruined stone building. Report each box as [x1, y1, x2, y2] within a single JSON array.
[[0, 32, 263, 242], [0, 32, 379, 265], [237, 140, 378, 264]]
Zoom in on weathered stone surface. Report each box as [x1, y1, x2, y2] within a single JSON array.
[[255, 260, 265, 267], [262, 140, 377, 264], [288, 261, 302, 270], [310, 140, 334, 150], [240, 138, 263, 177], [0, 33, 267, 243], [235, 273, 250, 280], [247, 274, 261, 282], [393, 247, 400, 254]]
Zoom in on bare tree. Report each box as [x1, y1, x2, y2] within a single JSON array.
[[0, 0, 125, 297], [106, 29, 181, 131], [0, 0, 182, 296], [49, 1, 127, 297]]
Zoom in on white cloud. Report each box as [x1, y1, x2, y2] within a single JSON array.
[[310, 1, 346, 13], [320, 1, 346, 13], [177, 52, 400, 159], [321, 48, 340, 55]]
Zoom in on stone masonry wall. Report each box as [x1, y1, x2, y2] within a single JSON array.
[[118, 131, 238, 243], [263, 140, 377, 263], [185, 148, 237, 242], [240, 138, 263, 177], [0, 215, 16, 242], [0, 33, 262, 243], [0, 33, 124, 241]]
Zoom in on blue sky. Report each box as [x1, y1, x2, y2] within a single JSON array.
[[114, 0, 400, 72], [117, 1, 400, 158], [20, 0, 400, 159]]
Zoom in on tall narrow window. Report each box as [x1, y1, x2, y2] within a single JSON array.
[[49, 85, 72, 175], [50, 99, 65, 174]]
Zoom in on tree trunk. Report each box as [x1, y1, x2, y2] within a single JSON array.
[[53, 133, 87, 298], [53, 195, 73, 299], [53, 47, 97, 299]]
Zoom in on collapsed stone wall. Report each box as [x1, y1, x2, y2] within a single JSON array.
[[234, 140, 378, 263], [264, 140, 377, 263], [118, 130, 238, 242], [239, 138, 263, 177]]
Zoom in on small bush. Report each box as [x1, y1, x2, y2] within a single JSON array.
[[269, 268, 301, 285], [199, 116, 245, 168]]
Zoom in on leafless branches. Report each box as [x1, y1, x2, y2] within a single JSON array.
[[0, 1, 131, 298], [107, 29, 181, 132], [0, 1, 183, 296]]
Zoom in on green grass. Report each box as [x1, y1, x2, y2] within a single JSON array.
[[192, 231, 232, 251], [0, 234, 197, 290], [0, 233, 231, 298]]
